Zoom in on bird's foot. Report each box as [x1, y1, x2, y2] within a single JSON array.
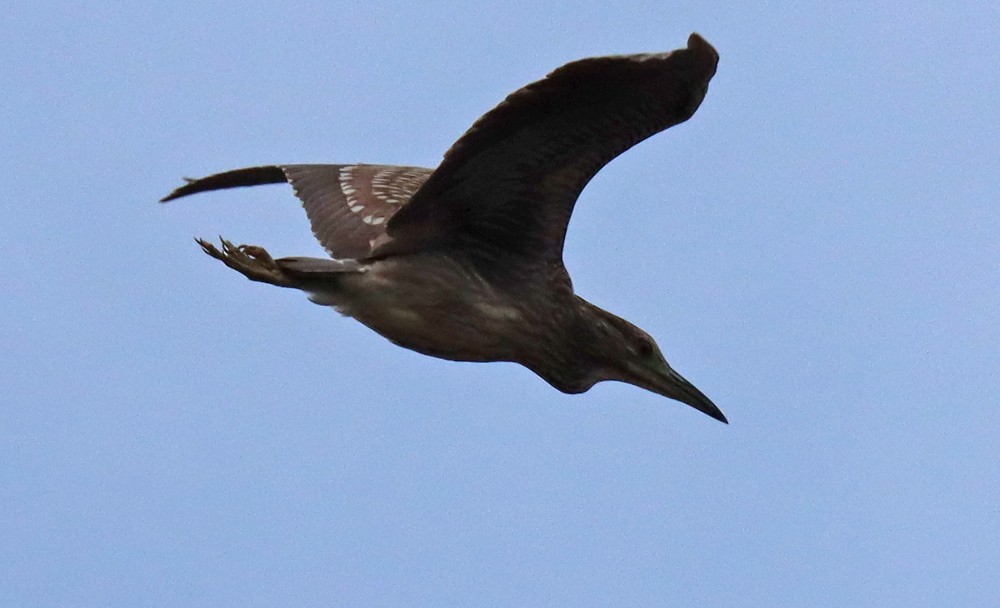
[[196, 237, 294, 288]]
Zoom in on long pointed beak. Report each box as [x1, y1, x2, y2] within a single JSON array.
[[635, 365, 728, 423]]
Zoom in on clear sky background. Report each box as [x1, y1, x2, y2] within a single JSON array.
[[2, 2, 998, 606]]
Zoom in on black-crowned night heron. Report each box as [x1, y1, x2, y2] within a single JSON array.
[[163, 33, 726, 423]]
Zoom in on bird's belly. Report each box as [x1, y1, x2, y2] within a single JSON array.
[[309, 258, 525, 362]]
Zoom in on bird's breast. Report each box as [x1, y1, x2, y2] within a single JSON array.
[[318, 255, 532, 362]]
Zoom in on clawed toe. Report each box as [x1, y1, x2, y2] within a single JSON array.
[[194, 237, 293, 288], [238, 244, 277, 266], [195, 238, 225, 260]]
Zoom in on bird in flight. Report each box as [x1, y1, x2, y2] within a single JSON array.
[[162, 33, 726, 423]]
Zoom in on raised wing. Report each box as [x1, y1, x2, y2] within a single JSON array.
[[162, 164, 433, 260], [384, 33, 719, 272]]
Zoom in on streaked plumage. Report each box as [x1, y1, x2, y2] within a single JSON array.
[[163, 33, 727, 422]]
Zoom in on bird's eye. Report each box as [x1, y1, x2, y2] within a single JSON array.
[[635, 337, 655, 358]]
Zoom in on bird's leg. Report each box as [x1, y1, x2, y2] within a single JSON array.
[[195, 237, 294, 288]]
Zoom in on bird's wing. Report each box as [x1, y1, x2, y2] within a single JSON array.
[[282, 164, 432, 259], [162, 164, 433, 260], [160, 165, 289, 201], [383, 33, 718, 275]]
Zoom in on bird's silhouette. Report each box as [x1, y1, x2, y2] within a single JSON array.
[[163, 33, 726, 422]]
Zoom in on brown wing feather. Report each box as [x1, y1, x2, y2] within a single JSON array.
[[384, 33, 719, 271], [161, 164, 433, 260], [282, 164, 432, 259], [160, 166, 287, 202]]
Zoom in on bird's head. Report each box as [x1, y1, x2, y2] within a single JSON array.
[[573, 299, 728, 423]]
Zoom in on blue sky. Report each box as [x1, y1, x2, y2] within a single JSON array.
[[2, 2, 998, 606]]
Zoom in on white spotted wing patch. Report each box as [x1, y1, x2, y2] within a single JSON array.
[[282, 163, 433, 261]]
